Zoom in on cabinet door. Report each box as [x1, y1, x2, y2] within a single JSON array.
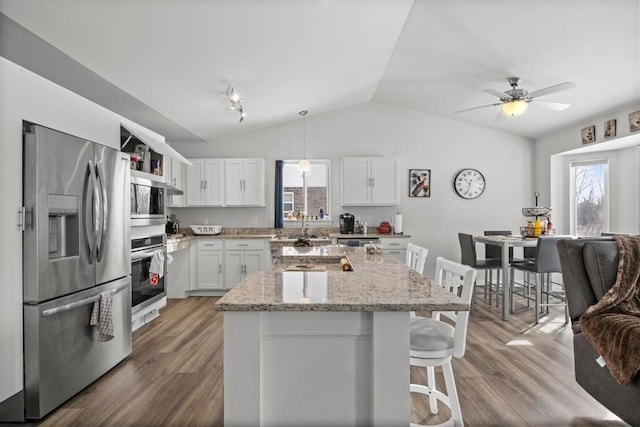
[[204, 159, 225, 206], [241, 159, 265, 206], [371, 158, 398, 205], [244, 250, 265, 277], [196, 250, 224, 289], [170, 157, 184, 207], [186, 160, 205, 206], [225, 159, 244, 206], [341, 157, 371, 206], [225, 251, 244, 289]]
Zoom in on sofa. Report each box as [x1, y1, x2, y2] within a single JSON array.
[[557, 238, 640, 426]]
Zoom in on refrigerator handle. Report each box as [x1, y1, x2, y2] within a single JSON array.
[[41, 280, 130, 317], [95, 162, 108, 262], [82, 162, 95, 263], [89, 161, 101, 262]]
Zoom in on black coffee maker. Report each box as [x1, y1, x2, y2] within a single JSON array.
[[339, 213, 355, 234]]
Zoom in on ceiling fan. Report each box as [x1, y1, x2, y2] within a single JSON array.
[[455, 77, 576, 119]]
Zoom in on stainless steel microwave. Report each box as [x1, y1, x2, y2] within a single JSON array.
[[130, 176, 166, 226]]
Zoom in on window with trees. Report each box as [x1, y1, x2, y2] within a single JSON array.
[[570, 159, 608, 236]]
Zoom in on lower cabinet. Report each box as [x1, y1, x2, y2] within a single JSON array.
[[225, 240, 269, 289], [380, 237, 409, 264], [194, 240, 225, 290], [192, 238, 270, 292]]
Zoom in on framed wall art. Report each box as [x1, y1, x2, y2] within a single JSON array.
[[630, 111, 640, 132], [604, 119, 616, 138], [581, 125, 595, 144], [409, 169, 430, 197]]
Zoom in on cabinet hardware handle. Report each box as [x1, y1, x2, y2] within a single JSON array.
[[218, 265, 222, 274], [173, 177, 176, 186], [390, 243, 400, 246], [372, 177, 375, 186], [204, 180, 208, 190], [200, 180, 204, 190], [238, 243, 248, 247]]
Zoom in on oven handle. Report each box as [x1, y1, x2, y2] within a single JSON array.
[[131, 245, 166, 261], [41, 281, 130, 318]]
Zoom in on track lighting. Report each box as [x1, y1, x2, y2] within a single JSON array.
[[228, 86, 245, 123]]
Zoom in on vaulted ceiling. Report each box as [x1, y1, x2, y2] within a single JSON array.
[[1, 0, 639, 143]]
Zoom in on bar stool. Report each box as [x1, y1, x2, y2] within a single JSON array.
[[406, 243, 429, 275], [483, 230, 536, 306], [458, 233, 501, 306], [509, 236, 569, 324], [410, 257, 477, 427]]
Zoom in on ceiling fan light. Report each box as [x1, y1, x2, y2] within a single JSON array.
[[298, 158, 311, 172], [501, 100, 528, 116]]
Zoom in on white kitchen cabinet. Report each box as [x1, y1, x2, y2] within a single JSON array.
[[166, 157, 185, 207], [380, 237, 409, 263], [193, 240, 225, 290], [224, 239, 269, 288], [225, 158, 265, 206], [341, 157, 398, 206], [185, 159, 225, 206]]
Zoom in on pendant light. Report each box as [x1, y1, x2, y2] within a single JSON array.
[[297, 110, 311, 172]]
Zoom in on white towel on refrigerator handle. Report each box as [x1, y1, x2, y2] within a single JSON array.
[[149, 249, 165, 278], [89, 290, 114, 342]]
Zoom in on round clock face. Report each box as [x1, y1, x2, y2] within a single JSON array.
[[454, 168, 486, 199]]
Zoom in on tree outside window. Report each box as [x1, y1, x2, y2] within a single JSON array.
[[570, 159, 608, 236]]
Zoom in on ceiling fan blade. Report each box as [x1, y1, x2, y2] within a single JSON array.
[[483, 88, 512, 100], [454, 102, 501, 114], [529, 99, 570, 111], [527, 82, 576, 99]]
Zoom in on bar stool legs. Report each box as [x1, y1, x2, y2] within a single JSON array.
[[410, 357, 463, 427]]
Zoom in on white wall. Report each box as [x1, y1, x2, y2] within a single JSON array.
[[0, 57, 163, 408], [171, 102, 534, 275], [537, 104, 640, 234]]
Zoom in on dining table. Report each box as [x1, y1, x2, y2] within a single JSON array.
[[473, 234, 538, 320]]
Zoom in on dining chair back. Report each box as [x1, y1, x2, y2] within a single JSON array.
[[410, 257, 477, 427], [405, 243, 428, 275], [458, 233, 502, 307]]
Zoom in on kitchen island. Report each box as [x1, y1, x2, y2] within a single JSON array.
[[214, 246, 469, 427]]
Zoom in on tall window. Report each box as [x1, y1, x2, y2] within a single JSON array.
[[570, 159, 608, 236], [282, 160, 330, 221]]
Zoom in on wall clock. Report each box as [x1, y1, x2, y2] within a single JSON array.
[[454, 168, 486, 199]]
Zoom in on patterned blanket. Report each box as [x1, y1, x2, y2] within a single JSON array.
[[580, 236, 640, 386]]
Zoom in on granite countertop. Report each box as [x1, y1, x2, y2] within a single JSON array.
[[214, 246, 467, 312], [328, 232, 411, 239]]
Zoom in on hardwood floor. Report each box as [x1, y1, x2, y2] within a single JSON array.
[[28, 296, 626, 426]]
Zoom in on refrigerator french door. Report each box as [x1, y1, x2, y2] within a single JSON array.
[[22, 124, 131, 419]]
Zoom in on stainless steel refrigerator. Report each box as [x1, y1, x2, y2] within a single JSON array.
[[22, 124, 132, 419]]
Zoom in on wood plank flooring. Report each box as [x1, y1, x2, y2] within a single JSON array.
[[27, 296, 627, 426]]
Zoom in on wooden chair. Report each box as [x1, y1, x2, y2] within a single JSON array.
[[410, 257, 477, 427], [405, 243, 428, 275]]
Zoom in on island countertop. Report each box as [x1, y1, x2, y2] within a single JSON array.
[[214, 246, 468, 312]]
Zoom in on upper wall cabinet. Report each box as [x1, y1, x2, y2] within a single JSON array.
[[186, 159, 225, 206], [166, 157, 185, 207], [341, 157, 398, 206], [225, 159, 265, 207]]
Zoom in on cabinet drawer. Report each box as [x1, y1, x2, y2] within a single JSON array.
[[197, 240, 223, 251], [225, 239, 267, 251], [380, 238, 409, 250]]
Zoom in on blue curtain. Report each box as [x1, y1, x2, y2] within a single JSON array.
[[274, 160, 284, 228]]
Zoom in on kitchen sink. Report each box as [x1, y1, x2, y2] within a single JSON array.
[[282, 264, 327, 271], [272, 236, 331, 242]]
